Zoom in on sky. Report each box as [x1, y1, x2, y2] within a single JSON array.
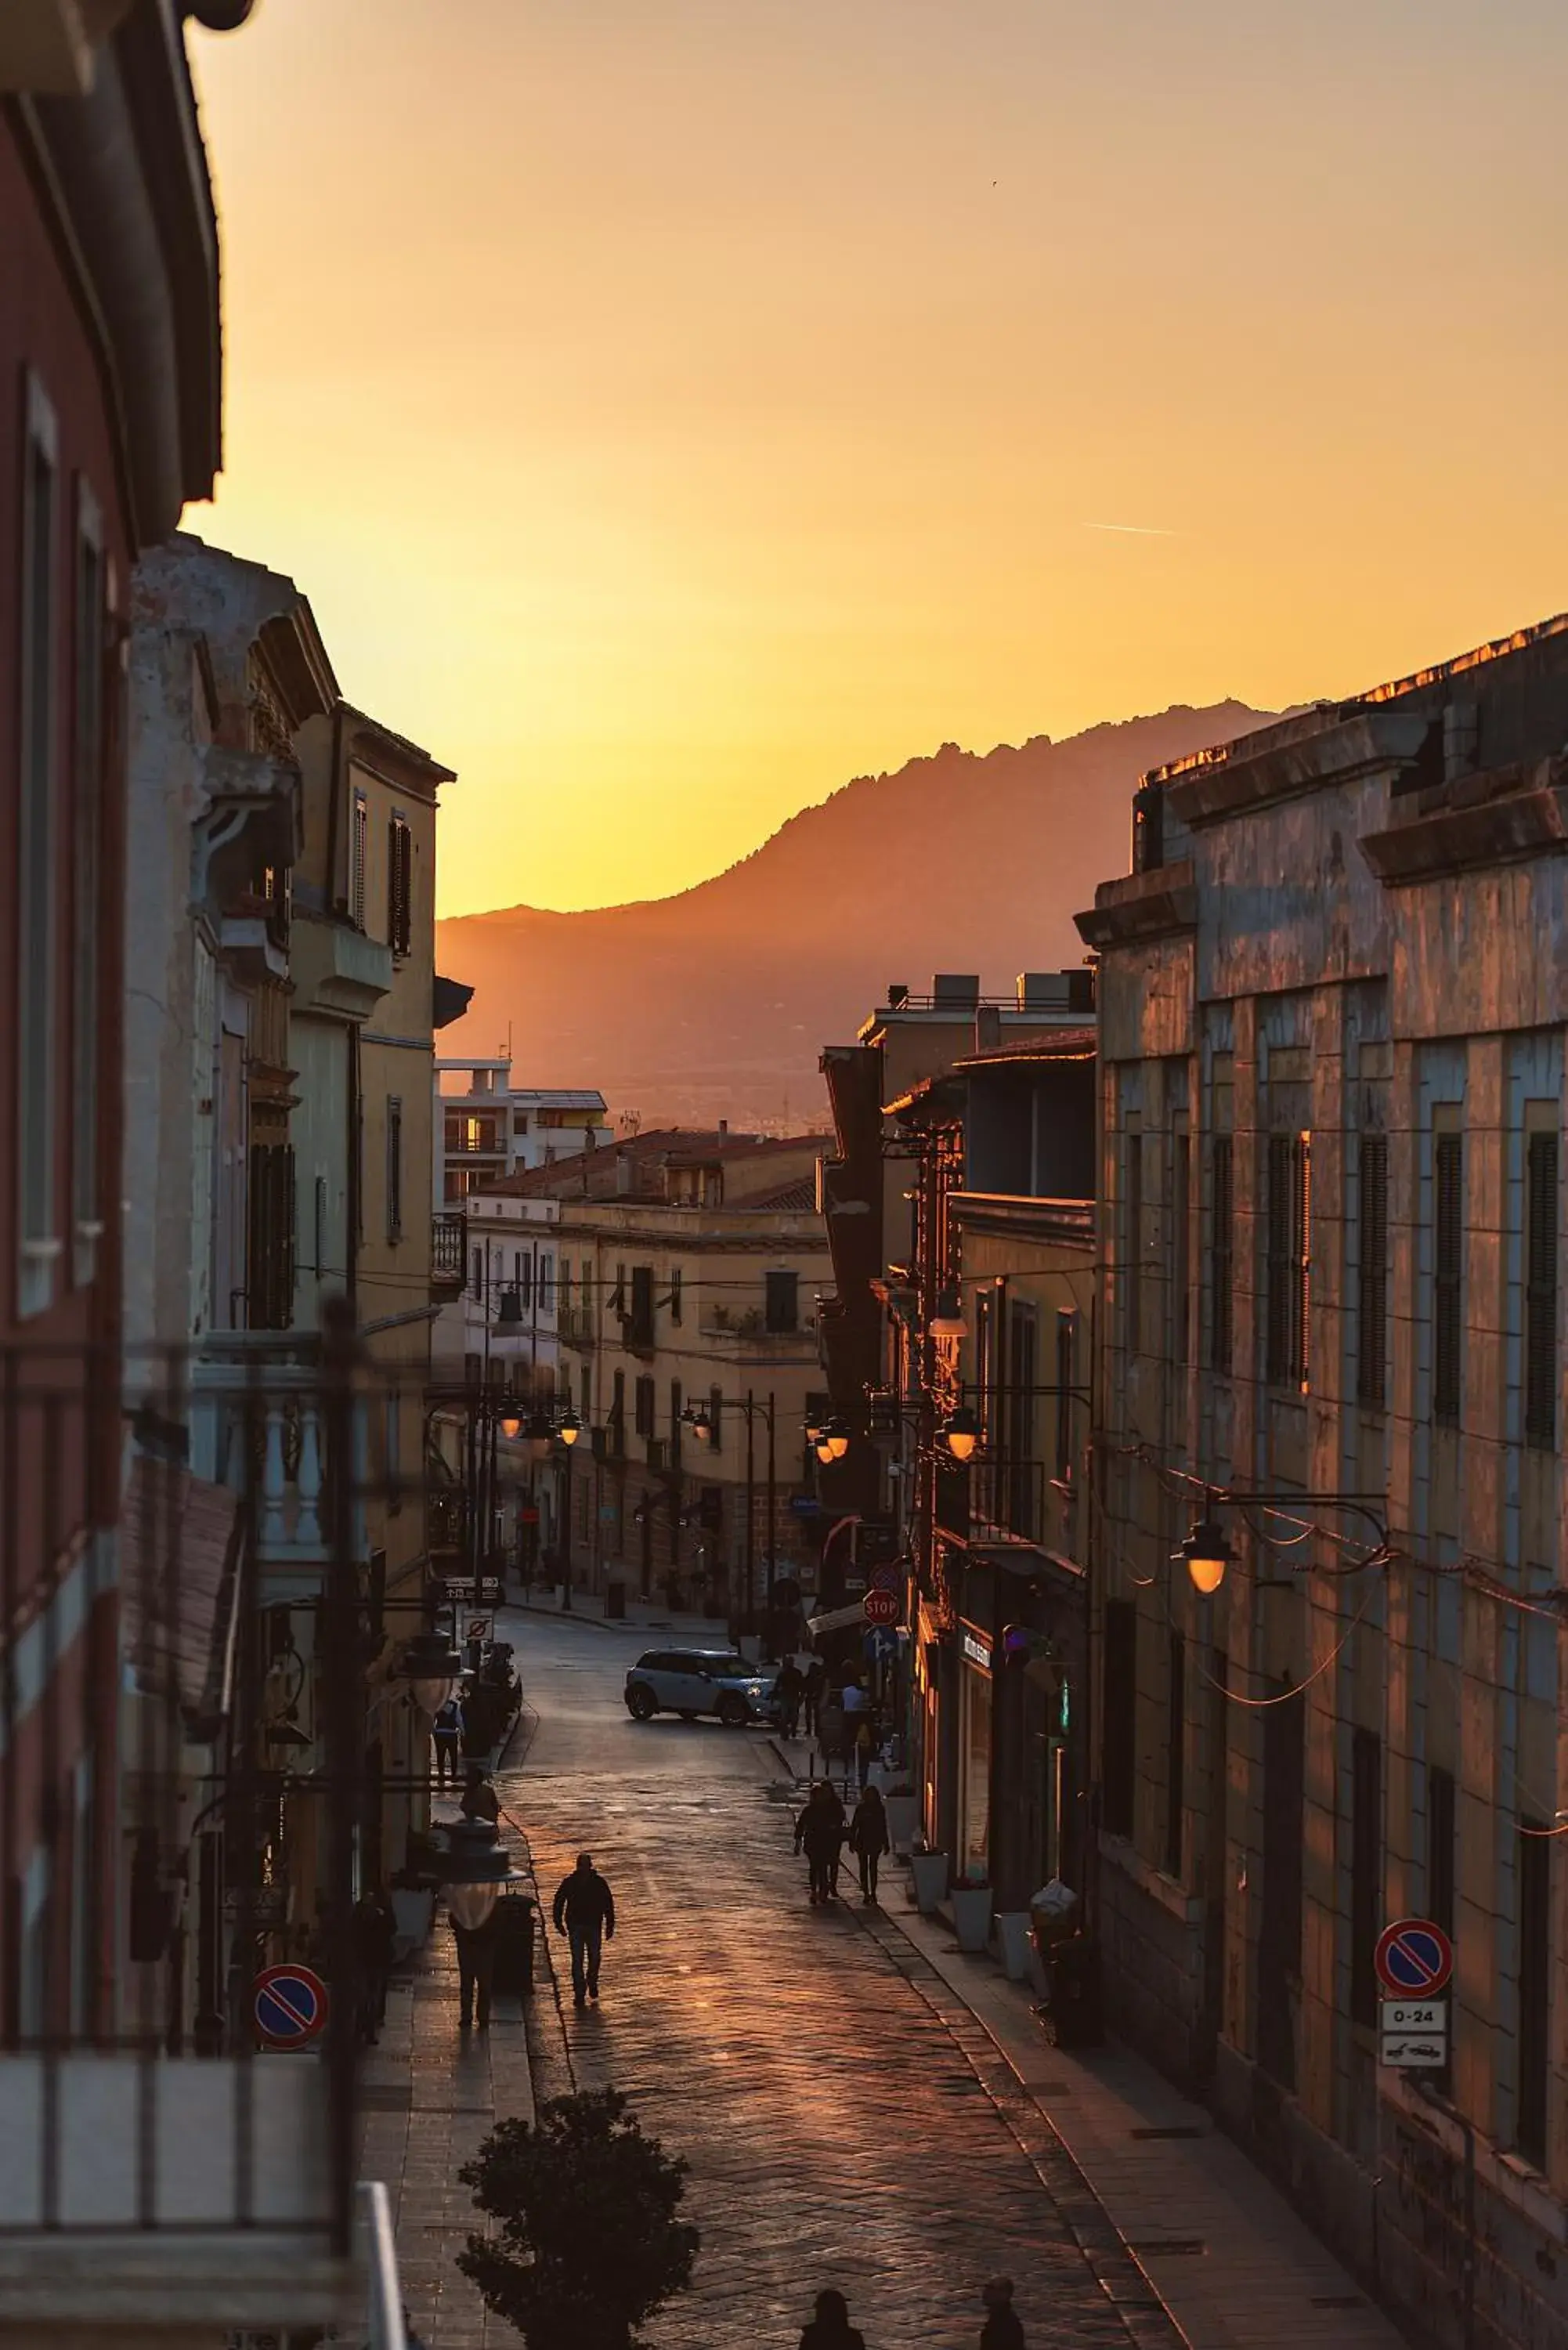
[[189, 0, 1568, 918]]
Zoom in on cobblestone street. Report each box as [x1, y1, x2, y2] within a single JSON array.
[[503, 1607, 1172, 2350]]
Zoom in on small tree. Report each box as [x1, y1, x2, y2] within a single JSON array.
[[457, 2088, 699, 2350]]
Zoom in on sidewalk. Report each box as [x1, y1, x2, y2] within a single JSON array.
[[767, 1739, 1405, 2350], [356, 1843, 537, 2346]]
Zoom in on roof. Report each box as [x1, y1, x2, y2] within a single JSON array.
[[950, 1028, 1097, 1072], [489, 1128, 831, 1203], [510, 1090, 609, 1111], [746, 1177, 818, 1213], [341, 701, 457, 786], [1143, 610, 1568, 790]]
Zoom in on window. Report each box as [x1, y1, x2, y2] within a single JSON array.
[[628, 1264, 654, 1349], [708, 1385, 724, 1454], [385, 1097, 403, 1242], [386, 809, 413, 957], [71, 489, 106, 1288], [1357, 1133, 1389, 1408], [560, 1256, 573, 1310], [1165, 1632, 1185, 1878], [1171, 1130, 1190, 1367], [471, 1245, 482, 1296], [1102, 1600, 1136, 1839], [385, 1394, 402, 1514], [1516, 1822, 1550, 2165], [670, 1379, 683, 1463], [1525, 1131, 1558, 1449], [1266, 1132, 1311, 1390], [1209, 1137, 1234, 1374], [349, 788, 367, 926], [609, 1370, 626, 1456], [18, 374, 59, 1318], [1125, 1126, 1143, 1354], [1428, 1767, 1455, 1940], [1433, 1131, 1464, 1426], [634, 1376, 655, 1439], [765, 1270, 799, 1333], [1350, 1729, 1381, 2029], [1053, 1311, 1076, 1482], [518, 1250, 533, 1309], [669, 1266, 683, 1325], [247, 1144, 296, 1329], [539, 1252, 555, 1309]]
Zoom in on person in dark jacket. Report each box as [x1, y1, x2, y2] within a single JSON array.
[[793, 1781, 847, 1905], [450, 1907, 500, 2031], [981, 2275, 1025, 2348], [798, 2287, 865, 2348], [772, 1658, 804, 1738], [432, 1694, 463, 1788], [352, 1887, 397, 2044], [551, 1853, 616, 2006], [460, 1764, 500, 1824], [847, 1784, 890, 1903]]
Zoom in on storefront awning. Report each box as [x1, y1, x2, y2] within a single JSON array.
[[119, 1455, 242, 1742]]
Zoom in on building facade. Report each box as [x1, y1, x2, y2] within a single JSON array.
[[434, 1055, 610, 1202], [1075, 619, 1568, 2350]]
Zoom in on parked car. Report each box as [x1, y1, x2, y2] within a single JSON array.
[[623, 1649, 776, 1727]]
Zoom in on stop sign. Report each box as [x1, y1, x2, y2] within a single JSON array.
[[863, 1589, 899, 1627]]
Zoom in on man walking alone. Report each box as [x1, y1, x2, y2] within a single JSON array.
[[551, 1852, 616, 2007]]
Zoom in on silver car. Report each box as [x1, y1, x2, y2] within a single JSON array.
[[623, 1647, 775, 1728]]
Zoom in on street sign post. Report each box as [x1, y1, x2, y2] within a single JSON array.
[[862, 1589, 900, 1627], [252, 1963, 330, 2050], [864, 1625, 898, 1664], [1374, 1918, 1453, 1998], [1378, 1998, 1447, 2069]]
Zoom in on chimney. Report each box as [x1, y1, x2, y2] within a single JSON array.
[[717, 1119, 728, 1142], [933, 973, 980, 1009], [615, 1148, 633, 1196], [887, 982, 909, 1009], [974, 1006, 1003, 1053]]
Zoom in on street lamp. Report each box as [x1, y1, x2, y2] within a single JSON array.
[[687, 1405, 714, 1447], [439, 1817, 518, 1932], [497, 1401, 523, 1441], [396, 1629, 463, 1718], [525, 1408, 553, 1464], [816, 1415, 850, 1464], [1173, 1517, 1233, 1596], [558, 1407, 581, 1447], [940, 1405, 980, 1462]]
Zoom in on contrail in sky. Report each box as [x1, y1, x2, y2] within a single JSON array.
[[1083, 520, 1179, 536]]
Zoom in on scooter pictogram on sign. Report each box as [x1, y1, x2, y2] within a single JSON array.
[[1373, 1918, 1452, 1998]]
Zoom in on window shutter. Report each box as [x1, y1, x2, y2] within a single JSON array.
[[1357, 1133, 1389, 1408], [1525, 1131, 1558, 1448], [1433, 1133, 1463, 1425], [1266, 1135, 1292, 1383], [1209, 1137, 1234, 1374]]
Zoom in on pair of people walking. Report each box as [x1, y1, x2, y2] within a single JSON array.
[[797, 2278, 1024, 2347], [794, 1781, 889, 1904]]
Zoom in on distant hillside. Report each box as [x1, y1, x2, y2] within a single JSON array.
[[435, 703, 1274, 1128]]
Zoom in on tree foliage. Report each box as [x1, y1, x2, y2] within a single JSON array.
[[457, 2088, 699, 2349]]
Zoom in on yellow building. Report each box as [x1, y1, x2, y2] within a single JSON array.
[[498, 1130, 833, 1622]]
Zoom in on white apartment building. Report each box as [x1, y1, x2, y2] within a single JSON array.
[[434, 1055, 610, 1202]]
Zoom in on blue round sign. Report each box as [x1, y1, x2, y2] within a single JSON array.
[[1374, 1918, 1452, 1997], [253, 1963, 330, 2048]]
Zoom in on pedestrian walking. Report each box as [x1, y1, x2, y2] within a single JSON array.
[[352, 1885, 396, 2044], [432, 1691, 464, 1788], [981, 2275, 1025, 2348], [798, 2287, 865, 2348], [551, 1851, 616, 2007], [450, 1905, 500, 2031], [802, 1656, 826, 1739], [794, 1781, 847, 1906], [848, 1784, 889, 1904], [772, 1658, 804, 1739], [816, 1694, 847, 1791], [460, 1763, 500, 1824]]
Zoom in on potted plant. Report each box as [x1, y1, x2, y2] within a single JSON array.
[[876, 1781, 920, 1856], [908, 1841, 949, 1914], [949, 1871, 993, 1953], [458, 2088, 699, 2349]]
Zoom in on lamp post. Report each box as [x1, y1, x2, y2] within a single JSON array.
[[557, 1407, 580, 1611], [1170, 1488, 1389, 1596], [683, 1390, 778, 1637]]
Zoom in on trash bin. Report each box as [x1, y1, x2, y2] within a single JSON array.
[[492, 1893, 537, 1996], [605, 1582, 626, 1620], [1042, 1932, 1103, 2048]]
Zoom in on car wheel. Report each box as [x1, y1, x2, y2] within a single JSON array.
[[717, 1693, 749, 1728], [626, 1684, 657, 1720]]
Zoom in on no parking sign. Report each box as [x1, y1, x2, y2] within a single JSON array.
[[252, 1963, 330, 2050]]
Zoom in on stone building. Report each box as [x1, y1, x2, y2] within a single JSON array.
[[1075, 616, 1568, 2350]]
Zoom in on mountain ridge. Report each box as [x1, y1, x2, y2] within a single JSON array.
[[435, 700, 1277, 1124]]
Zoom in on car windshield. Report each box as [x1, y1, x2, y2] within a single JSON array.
[[694, 1655, 758, 1679]]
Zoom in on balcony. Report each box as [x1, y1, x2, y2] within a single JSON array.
[[0, 2050, 359, 2338], [289, 907, 392, 1019], [699, 1307, 817, 1346], [432, 1211, 466, 1296]]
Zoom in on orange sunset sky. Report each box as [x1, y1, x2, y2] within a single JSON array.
[[189, 1, 1568, 919]]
